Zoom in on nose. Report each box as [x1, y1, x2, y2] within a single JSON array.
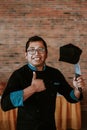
[[35, 49, 40, 54]]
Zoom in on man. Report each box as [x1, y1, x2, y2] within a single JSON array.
[[1, 36, 85, 130]]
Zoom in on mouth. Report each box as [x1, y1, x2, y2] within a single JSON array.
[[33, 57, 41, 61]]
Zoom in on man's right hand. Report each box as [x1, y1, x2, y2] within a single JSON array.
[[31, 71, 46, 93], [23, 72, 46, 101]]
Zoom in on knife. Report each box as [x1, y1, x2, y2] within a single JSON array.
[[74, 63, 82, 93], [74, 63, 81, 78]]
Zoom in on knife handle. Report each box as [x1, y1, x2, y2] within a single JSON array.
[[78, 87, 82, 93], [75, 73, 81, 79], [75, 73, 82, 93]]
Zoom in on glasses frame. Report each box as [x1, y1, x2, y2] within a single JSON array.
[[27, 47, 46, 55]]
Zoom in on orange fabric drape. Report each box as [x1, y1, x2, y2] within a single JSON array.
[[55, 95, 81, 130], [0, 96, 81, 130], [0, 108, 17, 130]]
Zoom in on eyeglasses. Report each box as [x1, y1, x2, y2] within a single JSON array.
[[27, 48, 46, 55]]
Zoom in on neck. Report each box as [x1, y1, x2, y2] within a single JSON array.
[[36, 66, 44, 71]]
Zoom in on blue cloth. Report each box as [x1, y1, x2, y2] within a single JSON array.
[[70, 90, 79, 101], [28, 63, 46, 71], [10, 90, 24, 107]]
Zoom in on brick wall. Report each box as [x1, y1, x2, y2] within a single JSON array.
[[0, 0, 87, 110]]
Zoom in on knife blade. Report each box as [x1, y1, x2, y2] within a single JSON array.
[[74, 63, 81, 78]]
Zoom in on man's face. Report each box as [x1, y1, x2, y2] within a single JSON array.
[[25, 41, 47, 70]]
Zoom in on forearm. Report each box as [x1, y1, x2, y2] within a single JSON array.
[[72, 76, 84, 100], [74, 88, 82, 99], [23, 85, 35, 101], [1, 87, 35, 111]]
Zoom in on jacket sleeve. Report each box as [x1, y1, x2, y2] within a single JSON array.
[[1, 71, 24, 111], [56, 70, 83, 103]]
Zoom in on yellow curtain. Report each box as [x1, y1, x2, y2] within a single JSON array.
[[55, 95, 81, 130], [0, 108, 17, 130], [0, 96, 81, 130]]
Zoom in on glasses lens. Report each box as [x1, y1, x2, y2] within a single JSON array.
[[28, 49, 35, 54], [38, 48, 45, 53], [27, 48, 45, 55]]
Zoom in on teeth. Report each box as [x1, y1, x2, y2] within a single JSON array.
[[34, 57, 40, 60]]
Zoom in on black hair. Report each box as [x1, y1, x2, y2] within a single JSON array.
[[25, 36, 48, 53]]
